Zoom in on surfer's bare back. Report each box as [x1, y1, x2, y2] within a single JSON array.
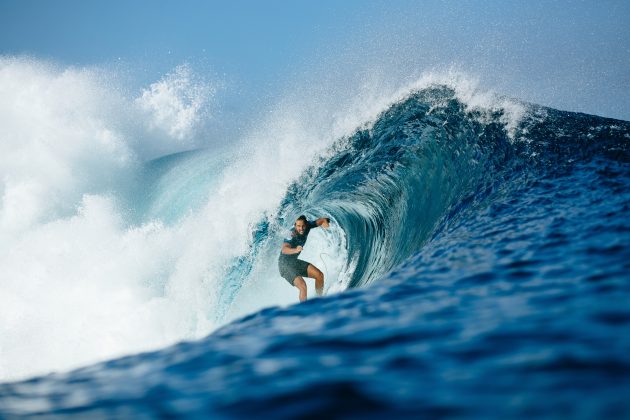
[[278, 215, 330, 301]]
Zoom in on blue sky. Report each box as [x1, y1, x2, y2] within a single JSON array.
[[1, 0, 629, 120]]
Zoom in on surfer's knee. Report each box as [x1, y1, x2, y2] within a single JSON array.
[[293, 277, 307, 301], [308, 264, 324, 282], [316, 271, 324, 284], [316, 270, 324, 286], [293, 276, 306, 289]]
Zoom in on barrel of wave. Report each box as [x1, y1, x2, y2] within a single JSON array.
[[223, 217, 350, 323]]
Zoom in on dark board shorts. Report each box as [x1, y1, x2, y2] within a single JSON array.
[[278, 257, 310, 285]]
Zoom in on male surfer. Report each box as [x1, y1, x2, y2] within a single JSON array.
[[278, 215, 330, 302]]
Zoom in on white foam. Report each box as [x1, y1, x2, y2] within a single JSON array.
[[0, 58, 132, 239], [135, 64, 215, 147], [0, 57, 219, 381], [0, 58, 216, 241], [1, 195, 184, 380]]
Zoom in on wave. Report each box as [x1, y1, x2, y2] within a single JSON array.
[[3, 56, 627, 384], [1, 90, 628, 416]]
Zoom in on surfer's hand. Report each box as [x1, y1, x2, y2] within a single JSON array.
[[296, 246, 303, 253], [322, 218, 330, 228]]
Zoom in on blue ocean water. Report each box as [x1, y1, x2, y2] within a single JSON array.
[[1, 86, 629, 418]]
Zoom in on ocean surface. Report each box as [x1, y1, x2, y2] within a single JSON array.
[[1, 59, 629, 417]]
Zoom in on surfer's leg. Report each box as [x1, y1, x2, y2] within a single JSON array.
[[307, 264, 324, 296], [293, 276, 307, 302]]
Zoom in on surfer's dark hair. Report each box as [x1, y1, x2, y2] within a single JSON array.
[[296, 215, 308, 223]]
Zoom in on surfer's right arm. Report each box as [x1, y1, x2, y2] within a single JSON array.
[[281, 243, 303, 255]]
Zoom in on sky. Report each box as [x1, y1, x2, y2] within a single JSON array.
[[1, 0, 629, 120]]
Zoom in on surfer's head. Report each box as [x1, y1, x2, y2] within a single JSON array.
[[295, 215, 308, 236]]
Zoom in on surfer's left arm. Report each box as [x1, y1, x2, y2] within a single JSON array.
[[314, 217, 330, 228]]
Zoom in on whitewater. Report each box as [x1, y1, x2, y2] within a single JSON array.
[[1, 56, 629, 417]]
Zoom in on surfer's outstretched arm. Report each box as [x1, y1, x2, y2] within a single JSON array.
[[315, 217, 330, 228], [281, 243, 303, 255]]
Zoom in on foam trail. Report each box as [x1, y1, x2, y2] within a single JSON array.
[[0, 57, 218, 380]]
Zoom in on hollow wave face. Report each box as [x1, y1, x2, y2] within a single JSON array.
[[279, 86, 527, 288]]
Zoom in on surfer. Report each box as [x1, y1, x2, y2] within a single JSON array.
[[278, 215, 330, 302]]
